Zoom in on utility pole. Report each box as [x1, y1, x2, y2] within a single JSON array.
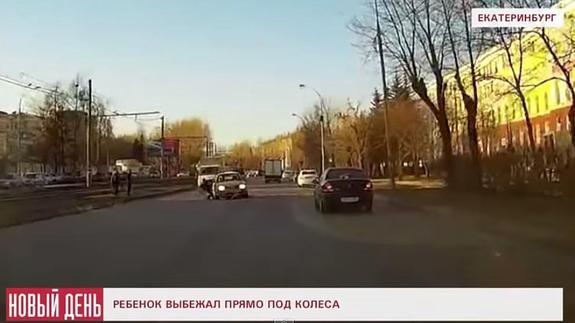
[[74, 80, 80, 172], [375, 0, 396, 189], [17, 97, 22, 176], [86, 79, 92, 188], [320, 115, 325, 173], [160, 116, 165, 179]]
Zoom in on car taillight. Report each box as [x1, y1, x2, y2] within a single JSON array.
[[322, 182, 334, 192], [364, 181, 373, 191]]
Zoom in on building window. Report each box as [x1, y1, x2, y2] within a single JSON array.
[[557, 117, 562, 132], [566, 87, 572, 103], [536, 124, 541, 144], [527, 97, 532, 114], [555, 81, 561, 105], [544, 92, 549, 111], [512, 105, 516, 120]]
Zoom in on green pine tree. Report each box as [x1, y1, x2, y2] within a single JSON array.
[[389, 72, 411, 100]]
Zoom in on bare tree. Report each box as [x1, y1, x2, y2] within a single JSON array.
[[351, 0, 456, 186], [531, 0, 575, 149], [336, 100, 372, 169], [475, 0, 561, 154], [439, 0, 491, 188]]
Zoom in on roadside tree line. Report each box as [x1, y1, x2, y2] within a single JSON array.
[[24, 76, 213, 176], [347, 0, 575, 194], [227, 76, 435, 180]]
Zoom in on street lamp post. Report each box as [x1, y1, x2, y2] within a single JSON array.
[[298, 84, 328, 173], [374, 0, 396, 189]]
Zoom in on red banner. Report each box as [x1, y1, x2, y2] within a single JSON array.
[[162, 138, 180, 156], [6, 288, 103, 321]]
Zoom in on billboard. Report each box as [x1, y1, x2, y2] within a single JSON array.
[[147, 139, 180, 157]]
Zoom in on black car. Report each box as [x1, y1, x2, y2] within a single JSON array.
[[313, 167, 373, 213]]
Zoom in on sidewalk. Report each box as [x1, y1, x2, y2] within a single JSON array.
[[377, 179, 575, 252], [372, 177, 446, 190], [0, 184, 193, 228]]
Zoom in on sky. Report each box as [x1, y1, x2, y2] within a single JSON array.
[[0, 0, 381, 146]]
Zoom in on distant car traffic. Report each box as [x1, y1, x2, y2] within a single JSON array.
[[296, 169, 318, 187], [263, 159, 282, 183], [313, 167, 373, 213], [281, 170, 296, 182], [177, 171, 191, 177], [212, 171, 248, 199]]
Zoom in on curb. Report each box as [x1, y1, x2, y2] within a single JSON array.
[[0, 187, 193, 229]]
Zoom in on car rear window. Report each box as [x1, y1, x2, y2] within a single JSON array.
[[326, 169, 366, 180], [302, 171, 316, 175]]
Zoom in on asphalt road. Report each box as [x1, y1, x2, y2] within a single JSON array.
[[1, 179, 574, 319]]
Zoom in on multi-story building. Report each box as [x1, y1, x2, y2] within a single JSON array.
[[439, 0, 575, 156], [0, 110, 43, 174]]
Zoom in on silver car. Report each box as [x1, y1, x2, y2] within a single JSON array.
[[0, 174, 23, 189], [212, 171, 249, 199]]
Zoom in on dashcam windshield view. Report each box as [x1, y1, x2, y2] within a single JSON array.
[[0, 0, 573, 321]]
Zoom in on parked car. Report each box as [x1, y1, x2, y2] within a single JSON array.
[[22, 172, 46, 186], [44, 173, 64, 184], [296, 169, 318, 187], [53, 174, 64, 183], [44, 174, 56, 184], [0, 174, 23, 189], [177, 171, 191, 177], [313, 167, 373, 213]]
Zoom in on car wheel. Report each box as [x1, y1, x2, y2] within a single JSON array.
[[318, 199, 325, 213], [319, 199, 331, 214], [363, 202, 373, 213]]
